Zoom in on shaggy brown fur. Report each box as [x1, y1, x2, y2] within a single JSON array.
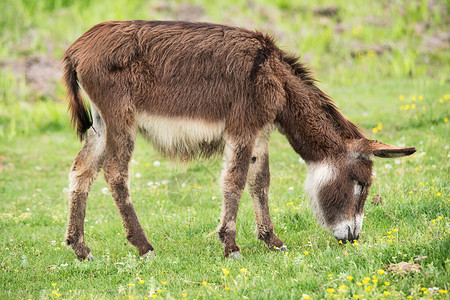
[[63, 21, 415, 259]]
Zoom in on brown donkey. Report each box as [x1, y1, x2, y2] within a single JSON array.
[[63, 21, 415, 260]]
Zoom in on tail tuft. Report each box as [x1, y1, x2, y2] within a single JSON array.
[[63, 57, 92, 141]]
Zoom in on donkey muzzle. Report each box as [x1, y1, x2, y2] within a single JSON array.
[[333, 216, 363, 243]]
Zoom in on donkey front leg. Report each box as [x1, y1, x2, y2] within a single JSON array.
[[218, 141, 254, 258], [103, 127, 154, 258], [247, 134, 285, 251], [66, 128, 105, 260]]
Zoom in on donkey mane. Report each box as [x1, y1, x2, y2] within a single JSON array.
[[281, 51, 364, 141]]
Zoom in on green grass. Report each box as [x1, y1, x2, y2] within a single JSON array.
[[0, 0, 449, 299]]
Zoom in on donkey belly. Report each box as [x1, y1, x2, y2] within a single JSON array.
[[136, 113, 226, 160]]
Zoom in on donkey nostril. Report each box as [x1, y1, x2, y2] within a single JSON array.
[[347, 225, 354, 241]]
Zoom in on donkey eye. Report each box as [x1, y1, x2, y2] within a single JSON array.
[[357, 181, 366, 188]]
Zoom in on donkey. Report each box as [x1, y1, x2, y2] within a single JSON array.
[[63, 20, 415, 260]]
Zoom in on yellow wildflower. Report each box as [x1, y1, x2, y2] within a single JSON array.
[[328, 274, 333, 278], [302, 295, 310, 300], [377, 123, 382, 130], [356, 282, 362, 286], [439, 290, 448, 294], [52, 291, 56, 295], [353, 295, 359, 299], [439, 98, 443, 103], [384, 282, 390, 286], [411, 96, 417, 101], [303, 251, 309, 255], [139, 279, 145, 284], [411, 104, 416, 109], [202, 281, 207, 286], [419, 95, 423, 100], [129, 296, 133, 299], [327, 288, 335, 293], [157, 290, 162, 293], [240, 268, 247, 274], [399, 95, 404, 100], [347, 276, 354, 281], [52, 283, 57, 287], [225, 287, 230, 291], [182, 293, 187, 297], [151, 295, 157, 299], [365, 286, 371, 291], [222, 268, 230, 275], [339, 285, 347, 291], [372, 128, 378, 133], [162, 282, 167, 285], [127, 283, 135, 287], [57, 295, 62, 298], [378, 269, 385, 275], [383, 291, 389, 296]]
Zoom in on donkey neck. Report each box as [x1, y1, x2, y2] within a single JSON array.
[[276, 82, 363, 162]]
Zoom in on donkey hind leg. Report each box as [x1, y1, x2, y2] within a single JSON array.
[[66, 126, 106, 260], [218, 140, 254, 258], [247, 130, 285, 251], [102, 124, 154, 259]]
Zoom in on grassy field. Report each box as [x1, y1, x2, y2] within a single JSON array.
[[0, 0, 449, 299]]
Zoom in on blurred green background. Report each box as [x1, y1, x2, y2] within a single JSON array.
[[0, 0, 449, 140]]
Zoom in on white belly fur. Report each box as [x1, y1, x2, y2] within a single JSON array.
[[136, 113, 226, 160]]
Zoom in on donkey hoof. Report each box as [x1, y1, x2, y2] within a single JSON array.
[[140, 250, 155, 260], [275, 245, 289, 252], [87, 253, 96, 261], [229, 251, 242, 259]]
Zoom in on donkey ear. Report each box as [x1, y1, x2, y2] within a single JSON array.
[[362, 139, 416, 158]]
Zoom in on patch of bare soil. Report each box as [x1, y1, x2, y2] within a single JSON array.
[[387, 262, 422, 275], [151, 1, 205, 21], [313, 6, 339, 17], [371, 194, 383, 205], [1, 56, 61, 99], [421, 32, 450, 52]]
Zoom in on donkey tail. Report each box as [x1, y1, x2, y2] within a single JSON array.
[[62, 56, 92, 141]]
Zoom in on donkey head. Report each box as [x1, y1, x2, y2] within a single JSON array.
[[305, 139, 415, 243]]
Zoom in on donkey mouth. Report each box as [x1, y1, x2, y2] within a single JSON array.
[[333, 225, 360, 243]]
